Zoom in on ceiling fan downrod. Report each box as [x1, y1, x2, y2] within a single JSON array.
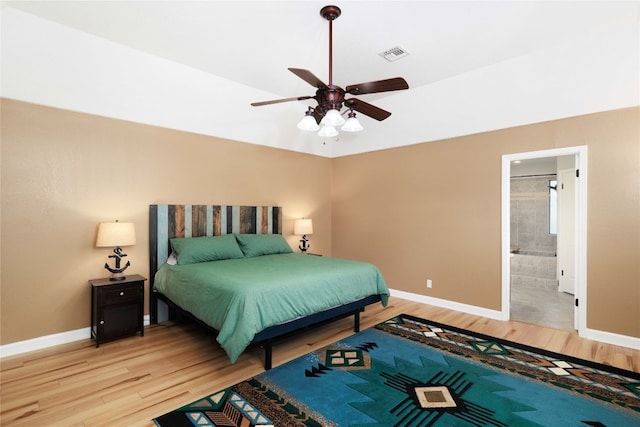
[[320, 5, 341, 87]]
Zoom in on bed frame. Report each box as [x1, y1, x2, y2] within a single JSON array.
[[148, 204, 381, 369]]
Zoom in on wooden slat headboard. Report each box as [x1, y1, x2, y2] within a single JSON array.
[[149, 204, 283, 285]]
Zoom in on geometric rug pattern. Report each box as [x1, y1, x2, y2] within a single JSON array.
[[153, 314, 640, 426]]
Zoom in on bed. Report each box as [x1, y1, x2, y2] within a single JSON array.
[[149, 204, 389, 369]]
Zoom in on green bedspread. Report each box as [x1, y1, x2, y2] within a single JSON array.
[[153, 253, 389, 363]]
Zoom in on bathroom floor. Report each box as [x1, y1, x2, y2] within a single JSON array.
[[511, 281, 575, 330]]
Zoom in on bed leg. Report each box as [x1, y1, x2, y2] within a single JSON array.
[[150, 291, 158, 324], [264, 340, 273, 370], [354, 309, 362, 332]]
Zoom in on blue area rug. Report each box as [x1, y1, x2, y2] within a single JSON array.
[[153, 314, 640, 426]]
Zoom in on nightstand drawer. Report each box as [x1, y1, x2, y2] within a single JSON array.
[[104, 284, 141, 304]]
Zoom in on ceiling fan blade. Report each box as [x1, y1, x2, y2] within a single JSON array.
[[289, 68, 328, 89], [251, 95, 313, 107], [345, 77, 409, 95], [344, 98, 392, 121]]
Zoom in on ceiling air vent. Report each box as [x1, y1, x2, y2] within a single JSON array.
[[379, 46, 410, 62]]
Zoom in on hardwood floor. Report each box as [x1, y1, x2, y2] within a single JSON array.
[[2, 297, 639, 426]]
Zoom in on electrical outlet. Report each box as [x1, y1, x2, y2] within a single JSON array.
[[427, 279, 433, 288]]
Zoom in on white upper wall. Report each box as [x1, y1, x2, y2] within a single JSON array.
[[2, 6, 638, 158], [332, 18, 640, 157]]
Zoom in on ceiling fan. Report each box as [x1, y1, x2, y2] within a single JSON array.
[[251, 5, 409, 136]]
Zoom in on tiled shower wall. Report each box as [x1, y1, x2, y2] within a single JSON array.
[[510, 176, 557, 255], [510, 176, 558, 290], [510, 254, 557, 289]]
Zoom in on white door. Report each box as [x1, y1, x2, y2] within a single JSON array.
[[557, 167, 577, 327]]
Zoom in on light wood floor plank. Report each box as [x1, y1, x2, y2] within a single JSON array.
[[2, 297, 638, 426]]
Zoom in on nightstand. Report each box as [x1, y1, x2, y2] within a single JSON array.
[[90, 274, 146, 347]]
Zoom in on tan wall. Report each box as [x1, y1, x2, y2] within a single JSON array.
[[2, 100, 639, 345], [332, 107, 640, 339], [0, 99, 332, 345]]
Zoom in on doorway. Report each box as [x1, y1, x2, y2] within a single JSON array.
[[501, 147, 587, 333]]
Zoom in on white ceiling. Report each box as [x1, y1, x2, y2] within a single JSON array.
[[2, 1, 639, 157], [6, 0, 634, 100]]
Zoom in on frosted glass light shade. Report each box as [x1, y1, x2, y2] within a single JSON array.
[[96, 222, 136, 247], [294, 218, 313, 235], [317, 125, 338, 137], [341, 116, 363, 132], [320, 108, 345, 127], [297, 114, 319, 131]]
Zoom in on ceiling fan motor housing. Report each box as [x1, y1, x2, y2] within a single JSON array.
[[316, 85, 345, 115]]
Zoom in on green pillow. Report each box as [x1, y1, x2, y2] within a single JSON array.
[[170, 234, 244, 264], [234, 233, 293, 257]]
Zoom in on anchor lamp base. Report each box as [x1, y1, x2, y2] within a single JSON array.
[[104, 246, 131, 281], [298, 235, 310, 253]]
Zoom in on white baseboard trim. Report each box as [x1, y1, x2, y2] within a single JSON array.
[[390, 289, 640, 350], [390, 289, 509, 321], [582, 327, 640, 351], [0, 327, 91, 358], [0, 315, 151, 358]]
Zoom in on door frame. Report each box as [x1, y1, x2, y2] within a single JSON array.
[[501, 146, 587, 334]]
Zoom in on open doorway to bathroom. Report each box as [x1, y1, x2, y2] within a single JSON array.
[[501, 147, 587, 333], [510, 156, 573, 329]]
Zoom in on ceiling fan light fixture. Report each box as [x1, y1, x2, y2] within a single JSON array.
[[341, 109, 363, 132], [251, 5, 409, 141], [320, 108, 345, 127], [317, 125, 338, 138], [341, 117, 363, 133], [297, 107, 320, 131]]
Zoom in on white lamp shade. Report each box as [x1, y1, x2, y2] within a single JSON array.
[[320, 108, 345, 127], [96, 222, 136, 247], [297, 114, 319, 131], [341, 116, 363, 132], [294, 218, 313, 235], [317, 125, 338, 138]]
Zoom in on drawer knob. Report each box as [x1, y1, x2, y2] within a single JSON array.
[[120, 291, 124, 296], [100, 320, 104, 325]]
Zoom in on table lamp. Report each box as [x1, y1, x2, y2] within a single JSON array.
[[96, 220, 136, 281], [294, 218, 313, 253]]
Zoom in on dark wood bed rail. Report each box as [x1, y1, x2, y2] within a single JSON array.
[[154, 290, 380, 369]]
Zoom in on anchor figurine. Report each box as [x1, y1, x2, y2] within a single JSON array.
[[105, 246, 131, 281], [298, 235, 310, 253]]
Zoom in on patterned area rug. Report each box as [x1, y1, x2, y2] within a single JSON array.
[[153, 314, 640, 426]]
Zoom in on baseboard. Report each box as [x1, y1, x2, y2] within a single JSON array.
[[582, 326, 640, 350], [390, 289, 640, 350], [0, 327, 92, 358], [390, 289, 509, 321], [0, 315, 151, 358]]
